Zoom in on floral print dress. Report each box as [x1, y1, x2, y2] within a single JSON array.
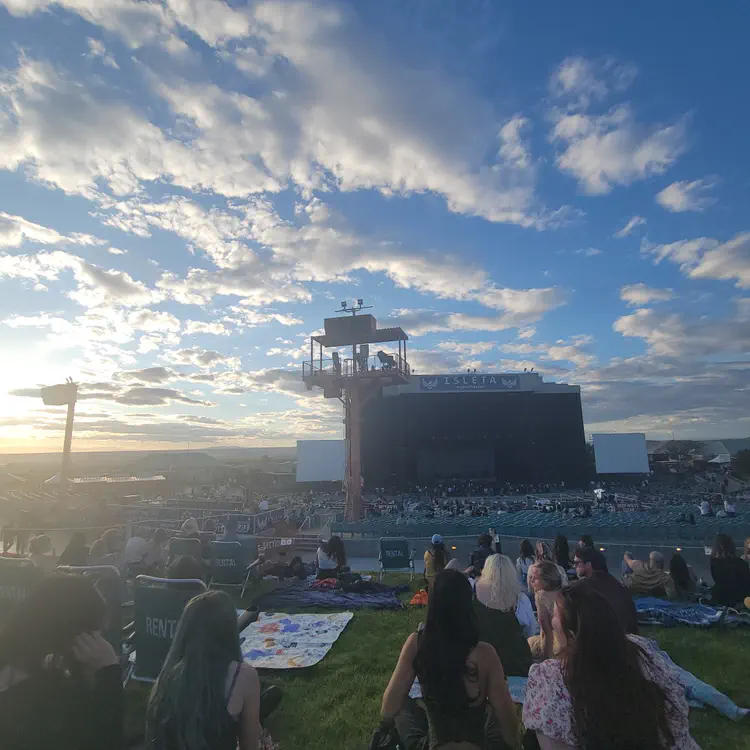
[[522, 635, 700, 749]]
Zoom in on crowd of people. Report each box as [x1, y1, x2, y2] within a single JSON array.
[[2, 506, 750, 750]]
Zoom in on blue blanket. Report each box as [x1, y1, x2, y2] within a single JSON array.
[[634, 597, 725, 627], [634, 597, 750, 628], [253, 581, 406, 610]]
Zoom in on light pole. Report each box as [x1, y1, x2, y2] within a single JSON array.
[[41, 378, 78, 484]]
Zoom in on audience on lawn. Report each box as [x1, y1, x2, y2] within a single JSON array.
[[516, 539, 535, 590], [709, 533, 750, 607], [57, 531, 89, 567], [573, 547, 638, 634], [27, 533, 56, 573], [146, 590, 266, 750], [523, 585, 699, 750], [468, 533, 495, 576], [316, 535, 347, 579], [669, 553, 699, 601], [531, 541, 569, 587], [527, 560, 564, 659], [622, 550, 676, 599], [0, 574, 122, 750], [552, 534, 573, 573], [473, 554, 534, 676], [166, 554, 206, 583], [381, 570, 519, 750], [424, 534, 452, 590], [89, 528, 123, 567]]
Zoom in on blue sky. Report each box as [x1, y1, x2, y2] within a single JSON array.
[[1, 0, 749, 452]]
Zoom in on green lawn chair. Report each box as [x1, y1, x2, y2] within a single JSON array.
[[378, 537, 415, 582]]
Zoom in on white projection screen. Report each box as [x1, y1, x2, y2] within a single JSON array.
[[592, 433, 649, 474], [296, 440, 346, 482]]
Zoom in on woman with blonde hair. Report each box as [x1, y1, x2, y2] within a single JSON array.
[[473, 554, 534, 677], [527, 560, 564, 659], [530, 540, 568, 588]]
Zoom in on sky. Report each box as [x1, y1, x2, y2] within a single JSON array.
[[0, 1, 749, 453]]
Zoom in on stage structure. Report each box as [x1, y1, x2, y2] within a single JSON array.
[[303, 302, 410, 520], [40, 378, 78, 484]]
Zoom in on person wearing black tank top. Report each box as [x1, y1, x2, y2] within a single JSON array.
[[145, 590, 263, 750], [381, 570, 518, 749]]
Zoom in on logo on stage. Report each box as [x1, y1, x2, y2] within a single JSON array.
[[419, 374, 520, 392]]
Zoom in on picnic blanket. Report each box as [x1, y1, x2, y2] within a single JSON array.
[[408, 639, 749, 721], [634, 597, 750, 628], [253, 579, 406, 610], [240, 611, 353, 669]]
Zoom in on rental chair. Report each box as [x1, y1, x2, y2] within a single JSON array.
[[125, 575, 206, 683], [0, 556, 42, 626], [378, 537, 415, 582], [168, 536, 202, 563], [207, 541, 255, 597]]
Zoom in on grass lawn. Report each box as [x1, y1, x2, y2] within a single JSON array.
[[125, 577, 750, 749]]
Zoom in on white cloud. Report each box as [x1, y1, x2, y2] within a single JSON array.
[[614, 215, 646, 239], [183, 320, 232, 336], [0, 211, 103, 249], [550, 56, 637, 110], [655, 179, 716, 213], [85, 37, 119, 69], [436, 341, 496, 357], [574, 247, 601, 257], [644, 232, 750, 289], [501, 333, 595, 369], [551, 107, 687, 195], [165, 346, 240, 370], [620, 283, 674, 307]]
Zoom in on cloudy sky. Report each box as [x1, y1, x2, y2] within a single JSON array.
[[1, 1, 749, 453]]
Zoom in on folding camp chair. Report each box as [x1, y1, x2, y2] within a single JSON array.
[[168, 536, 202, 563], [378, 537, 416, 582], [0, 556, 42, 626], [208, 541, 255, 598], [125, 575, 206, 683]]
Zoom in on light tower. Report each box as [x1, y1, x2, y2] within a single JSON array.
[[40, 378, 78, 484], [303, 302, 409, 520]]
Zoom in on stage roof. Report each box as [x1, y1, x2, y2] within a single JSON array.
[[46, 474, 166, 485]]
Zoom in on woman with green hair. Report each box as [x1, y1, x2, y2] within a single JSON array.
[[145, 590, 263, 750]]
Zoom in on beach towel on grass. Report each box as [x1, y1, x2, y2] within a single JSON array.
[[240, 611, 353, 669], [253, 580, 406, 610], [635, 597, 750, 629]]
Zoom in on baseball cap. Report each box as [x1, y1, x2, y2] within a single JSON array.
[[431, 534, 443, 544]]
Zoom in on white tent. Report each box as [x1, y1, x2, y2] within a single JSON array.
[[708, 453, 732, 465]]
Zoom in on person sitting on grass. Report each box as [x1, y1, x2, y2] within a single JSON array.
[[527, 561, 564, 659], [473, 554, 534, 676], [424, 534, 452, 590], [552, 535, 573, 574], [531, 541, 568, 588], [166, 554, 206, 584], [516, 539, 535, 590], [88, 528, 122, 568], [710, 533, 750, 607], [27, 534, 56, 573], [622, 551, 675, 599], [669, 553, 699, 601], [524, 585, 699, 750], [469, 533, 494, 576], [380, 570, 519, 750], [145, 590, 271, 750], [573, 547, 638, 634], [0, 574, 122, 750], [316, 535, 347, 579]]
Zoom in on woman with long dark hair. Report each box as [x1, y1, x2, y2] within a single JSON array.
[[146, 590, 263, 750], [316, 536, 347, 579], [552, 535, 573, 573], [0, 574, 122, 750], [523, 586, 698, 749], [423, 534, 452, 590], [58, 531, 89, 567], [516, 539, 535, 589], [669, 553, 697, 600], [381, 570, 518, 749]]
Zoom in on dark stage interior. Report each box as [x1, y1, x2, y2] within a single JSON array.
[[361, 390, 588, 488]]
